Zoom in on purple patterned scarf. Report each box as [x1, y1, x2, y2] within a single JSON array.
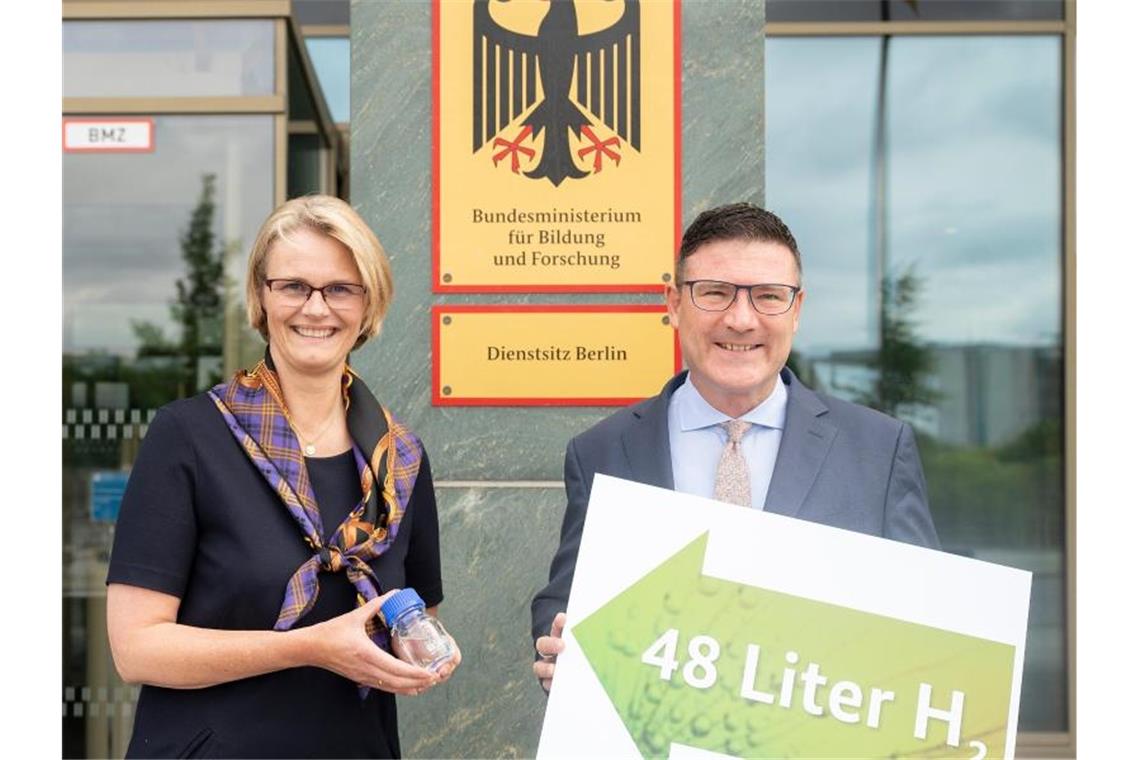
[[207, 353, 423, 690]]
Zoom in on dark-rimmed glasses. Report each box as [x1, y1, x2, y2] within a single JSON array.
[[683, 280, 800, 315], [265, 279, 366, 308]]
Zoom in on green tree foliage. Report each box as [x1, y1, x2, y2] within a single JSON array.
[[129, 321, 177, 358], [172, 174, 225, 362], [785, 348, 807, 384], [920, 432, 1063, 550], [131, 173, 228, 393], [862, 264, 939, 417], [996, 418, 1063, 463]]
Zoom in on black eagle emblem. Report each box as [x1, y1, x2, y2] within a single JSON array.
[[473, 0, 641, 186]]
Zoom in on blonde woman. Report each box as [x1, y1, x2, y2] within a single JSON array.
[[107, 195, 459, 758]]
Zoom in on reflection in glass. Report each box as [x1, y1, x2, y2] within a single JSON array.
[[62, 115, 273, 757], [767, 0, 1064, 23], [288, 133, 326, 198], [64, 20, 275, 98], [289, 39, 319, 121], [767, 36, 1065, 731], [306, 37, 350, 123]]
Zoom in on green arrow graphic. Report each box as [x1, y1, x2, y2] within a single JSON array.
[[572, 532, 1015, 759]]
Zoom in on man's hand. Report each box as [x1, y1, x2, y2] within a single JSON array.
[[533, 612, 566, 693]]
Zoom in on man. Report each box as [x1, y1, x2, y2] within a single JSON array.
[[530, 203, 939, 691]]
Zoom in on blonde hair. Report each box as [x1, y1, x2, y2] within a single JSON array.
[[245, 195, 393, 350]]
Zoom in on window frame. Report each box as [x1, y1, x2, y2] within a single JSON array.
[[62, 2, 348, 367], [61, 5, 346, 755], [63, 1, 344, 209], [766, 2, 1077, 754]]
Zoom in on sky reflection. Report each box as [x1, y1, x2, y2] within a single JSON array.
[[766, 35, 1062, 351]]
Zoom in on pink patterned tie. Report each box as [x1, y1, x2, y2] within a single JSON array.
[[711, 421, 747, 505], [714, 420, 752, 506]]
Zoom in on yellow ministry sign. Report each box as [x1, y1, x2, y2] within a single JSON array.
[[433, 305, 680, 405], [433, 0, 680, 292]]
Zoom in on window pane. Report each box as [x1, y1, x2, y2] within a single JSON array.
[[62, 115, 274, 756], [64, 20, 275, 98], [288, 133, 325, 197], [289, 39, 318, 121], [768, 0, 1064, 23], [767, 35, 1066, 732], [306, 37, 350, 123]]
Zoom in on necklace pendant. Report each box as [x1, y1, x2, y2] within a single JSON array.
[[305, 444, 317, 456]]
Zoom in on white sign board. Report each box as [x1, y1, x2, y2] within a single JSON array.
[[538, 475, 1031, 759], [63, 118, 154, 153]]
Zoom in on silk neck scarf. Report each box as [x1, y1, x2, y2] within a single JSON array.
[[208, 350, 423, 664]]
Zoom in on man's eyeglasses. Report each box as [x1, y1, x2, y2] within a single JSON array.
[[683, 280, 800, 315], [265, 279, 366, 308]]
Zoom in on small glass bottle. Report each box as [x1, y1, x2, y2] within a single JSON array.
[[380, 588, 456, 671]]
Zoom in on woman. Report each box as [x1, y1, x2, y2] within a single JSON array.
[[107, 195, 459, 758]]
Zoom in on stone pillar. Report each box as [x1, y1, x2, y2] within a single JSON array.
[[351, 2, 764, 755]]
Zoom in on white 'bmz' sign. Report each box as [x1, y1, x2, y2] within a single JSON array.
[[64, 118, 154, 153]]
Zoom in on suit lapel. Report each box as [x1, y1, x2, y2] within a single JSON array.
[[765, 370, 837, 518], [620, 373, 684, 490]]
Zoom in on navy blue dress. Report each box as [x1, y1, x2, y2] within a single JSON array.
[[107, 393, 443, 758]]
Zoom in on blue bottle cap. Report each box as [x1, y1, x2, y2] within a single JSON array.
[[379, 588, 426, 627]]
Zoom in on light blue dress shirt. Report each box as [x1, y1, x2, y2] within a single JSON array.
[[667, 374, 788, 509]]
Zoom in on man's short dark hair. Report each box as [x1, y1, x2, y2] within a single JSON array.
[[676, 203, 802, 284]]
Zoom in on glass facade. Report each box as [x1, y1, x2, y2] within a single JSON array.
[[64, 116, 274, 376], [767, 0, 1064, 22], [288, 132, 326, 198], [306, 37, 350, 123], [767, 35, 1066, 731], [64, 20, 275, 98], [63, 114, 275, 757], [60, 5, 344, 752]]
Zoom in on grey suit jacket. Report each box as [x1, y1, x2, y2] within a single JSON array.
[[530, 368, 940, 642]]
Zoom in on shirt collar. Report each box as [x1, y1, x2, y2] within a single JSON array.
[[675, 373, 788, 432]]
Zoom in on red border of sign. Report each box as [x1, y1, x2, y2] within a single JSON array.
[[62, 117, 156, 153], [431, 1, 683, 293], [432, 303, 682, 406]]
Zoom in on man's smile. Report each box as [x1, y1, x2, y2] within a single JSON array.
[[715, 342, 762, 352]]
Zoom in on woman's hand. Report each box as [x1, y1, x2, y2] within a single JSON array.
[[434, 635, 462, 685], [306, 594, 439, 695], [422, 605, 462, 685], [107, 584, 446, 693]]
